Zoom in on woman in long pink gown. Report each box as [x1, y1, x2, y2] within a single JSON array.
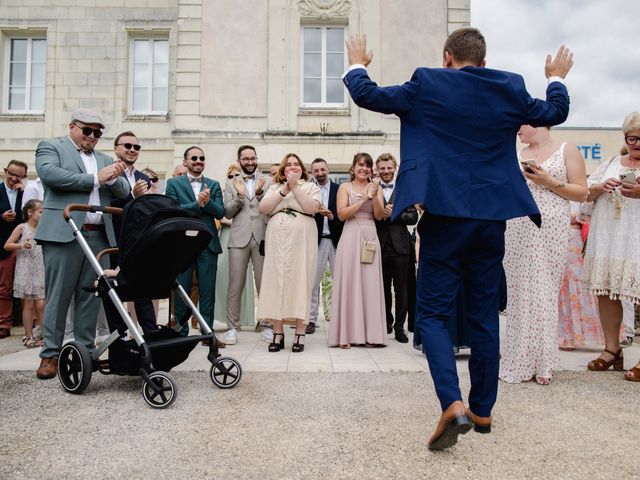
[[329, 153, 386, 348]]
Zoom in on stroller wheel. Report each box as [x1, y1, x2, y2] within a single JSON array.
[[141, 371, 178, 409], [58, 342, 93, 394], [210, 357, 242, 389]]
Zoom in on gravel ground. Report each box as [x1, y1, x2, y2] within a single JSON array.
[[1, 370, 638, 480]]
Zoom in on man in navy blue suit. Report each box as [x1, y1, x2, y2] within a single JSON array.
[[110, 131, 157, 334], [343, 28, 573, 450]]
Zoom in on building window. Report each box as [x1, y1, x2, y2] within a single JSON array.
[[130, 38, 168, 114], [5, 37, 46, 113], [301, 26, 346, 107]]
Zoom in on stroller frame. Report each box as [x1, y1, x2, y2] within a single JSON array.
[[57, 203, 242, 408]]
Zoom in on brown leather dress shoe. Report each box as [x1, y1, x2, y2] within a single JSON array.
[[36, 357, 58, 379], [0, 328, 10, 339], [428, 400, 472, 450], [466, 408, 492, 433]]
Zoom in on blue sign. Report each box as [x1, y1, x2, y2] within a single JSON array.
[[577, 144, 601, 161]]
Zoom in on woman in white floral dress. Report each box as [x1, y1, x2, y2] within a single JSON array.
[[584, 112, 640, 382], [500, 126, 588, 385]]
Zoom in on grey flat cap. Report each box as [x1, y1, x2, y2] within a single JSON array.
[[70, 108, 105, 129]]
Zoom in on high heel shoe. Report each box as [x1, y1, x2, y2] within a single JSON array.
[[268, 332, 285, 352], [292, 333, 305, 353], [587, 348, 623, 371]]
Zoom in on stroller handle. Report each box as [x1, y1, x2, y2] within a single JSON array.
[[64, 204, 123, 222]]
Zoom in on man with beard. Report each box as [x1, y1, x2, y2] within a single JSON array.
[[306, 158, 343, 334], [165, 146, 224, 336], [110, 131, 157, 334], [221, 145, 272, 345], [35, 108, 130, 379], [374, 153, 417, 343]]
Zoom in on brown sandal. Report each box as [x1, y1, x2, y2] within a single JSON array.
[[587, 349, 623, 371], [624, 366, 640, 382]]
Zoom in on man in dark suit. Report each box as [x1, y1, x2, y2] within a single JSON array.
[[374, 153, 417, 343], [35, 108, 130, 379], [110, 131, 157, 335], [0, 160, 27, 339], [306, 158, 343, 334], [344, 29, 573, 449], [165, 146, 224, 336]]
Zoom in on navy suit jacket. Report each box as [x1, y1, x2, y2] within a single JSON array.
[[314, 181, 343, 247], [111, 169, 151, 239], [0, 183, 23, 259], [375, 189, 418, 256], [344, 66, 570, 223]]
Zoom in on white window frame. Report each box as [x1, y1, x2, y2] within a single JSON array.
[[128, 37, 169, 115], [3, 36, 47, 114], [300, 26, 347, 108]]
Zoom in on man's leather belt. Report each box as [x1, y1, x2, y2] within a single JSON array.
[[82, 224, 105, 231]]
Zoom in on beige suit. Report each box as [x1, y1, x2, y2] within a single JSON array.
[[223, 175, 271, 329]]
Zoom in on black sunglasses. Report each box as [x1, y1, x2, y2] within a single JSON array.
[[149, 178, 159, 184], [73, 122, 103, 138], [190, 155, 205, 162], [117, 142, 141, 151]]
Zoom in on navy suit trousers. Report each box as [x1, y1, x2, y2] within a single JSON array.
[[416, 214, 505, 418]]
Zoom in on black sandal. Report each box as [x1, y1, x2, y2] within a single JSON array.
[[268, 332, 285, 352], [292, 333, 305, 353]]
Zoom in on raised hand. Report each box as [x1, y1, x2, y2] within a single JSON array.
[[132, 179, 148, 197], [198, 184, 210, 207], [97, 161, 125, 185], [346, 34, 373, 67], [232, 175, 246, 196], [255, 175, 265, 195], [545, 45, 574, 79], [2, 210, 16, 222]]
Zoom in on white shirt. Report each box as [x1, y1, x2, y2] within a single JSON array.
[[68, 136, 104, 224], [381, 182, 394, 203], [4, 181, 18, 211], [243, 172, 256, 200], [21, 178, 44, 208], [124, 166, 137, 191], [188, 175, 204, 200], [318, 181, 331, 235]]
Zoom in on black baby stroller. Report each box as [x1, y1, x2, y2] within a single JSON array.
[[57, 194, 242, 408]]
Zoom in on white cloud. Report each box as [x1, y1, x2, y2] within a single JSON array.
[[471, 0, 639, 127]]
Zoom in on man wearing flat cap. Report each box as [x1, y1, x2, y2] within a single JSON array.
[[34, 108, 130, 379]]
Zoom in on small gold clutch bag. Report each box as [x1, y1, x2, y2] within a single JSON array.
[[360, 240, 376, 264]]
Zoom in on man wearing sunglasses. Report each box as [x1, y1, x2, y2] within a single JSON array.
[[110, 130, 157, 335], [166, 146, 224, 337], [0, 160, 28, 339], [34, 108, 130, 380]]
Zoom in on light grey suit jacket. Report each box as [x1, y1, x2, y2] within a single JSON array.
[[34, 136, 130, 246], [223, 176, 271, 248]]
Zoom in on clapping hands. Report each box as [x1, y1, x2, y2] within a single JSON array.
[[198, 184, 210, 207]]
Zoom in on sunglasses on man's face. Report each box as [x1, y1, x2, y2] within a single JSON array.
[[73, 123, 103, 138], [117, 142, 141, 151], [190, 155, 205, 162]]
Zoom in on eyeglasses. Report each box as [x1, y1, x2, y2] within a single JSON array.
[[189, 155, 205, 162], [73, 122, 103, 138], [4, 169, 26, 179], [149, 178, 158, 184], [117, 143, 141, 151], [240, 156, 258, 162], [625, 136, 640, 145]]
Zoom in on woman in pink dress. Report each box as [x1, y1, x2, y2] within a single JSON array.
[[329, 153, 386, 348]]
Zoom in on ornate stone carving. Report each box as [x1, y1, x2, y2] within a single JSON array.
[[298, 0, 351, 19]]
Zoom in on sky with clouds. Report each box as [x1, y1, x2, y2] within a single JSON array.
[[471, 0, 638, 128]]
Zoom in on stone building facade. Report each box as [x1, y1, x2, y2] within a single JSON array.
[[0, 0, 621, 184], [0, 0, 469, 183]]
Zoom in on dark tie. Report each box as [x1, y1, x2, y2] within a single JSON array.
[[381, 183, 394, 189], [77, 148, 93, 155], [243, 175, 255, 181]]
